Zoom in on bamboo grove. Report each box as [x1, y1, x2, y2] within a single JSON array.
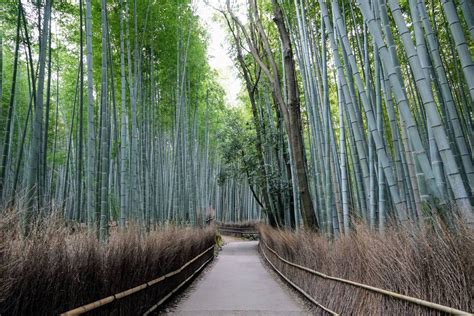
[[0, 0, 261, 239], [0, 0, 473, 238], [220, 0, 473, 234]]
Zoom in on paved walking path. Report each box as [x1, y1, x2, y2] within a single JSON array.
[[169, 240, 307, 315]]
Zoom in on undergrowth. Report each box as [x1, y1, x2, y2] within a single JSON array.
[[0, 211, 215, 315], [259, 220, 473, 315]]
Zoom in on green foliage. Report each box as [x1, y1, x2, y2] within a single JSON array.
[[216, 108, 252, 181], [0, 0, 228, 166]]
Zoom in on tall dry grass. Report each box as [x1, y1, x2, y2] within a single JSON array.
[[0, 211, 215, 315], [259, 220, 474, 315]]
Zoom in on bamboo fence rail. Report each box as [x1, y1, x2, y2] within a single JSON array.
[[61, 244, 215, 315], [261, 241, 472, 315]]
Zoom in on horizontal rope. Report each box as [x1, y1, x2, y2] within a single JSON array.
[[262, 241, 472, 315], [260, 243, 339, 315], [61, 244, 215, 316], [143, 255, 214, 315]]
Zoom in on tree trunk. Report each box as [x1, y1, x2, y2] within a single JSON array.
[[85, 0, 96, 230], [26, 0, 52, 227], [272, 0, 318, 230]]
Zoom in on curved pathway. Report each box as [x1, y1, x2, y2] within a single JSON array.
[[169, 240, 307, 315]]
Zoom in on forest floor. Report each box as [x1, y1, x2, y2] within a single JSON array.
[[164, 240, 308, 315]]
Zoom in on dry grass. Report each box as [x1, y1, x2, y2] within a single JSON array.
[[0, 211, 215, 315], [259, 220, 474, 315]]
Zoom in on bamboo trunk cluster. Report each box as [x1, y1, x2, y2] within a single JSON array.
[[0, 0, 261, 237], [225, 0, 473, 233]]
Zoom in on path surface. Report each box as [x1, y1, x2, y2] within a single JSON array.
[[169, 240, 307, 315]]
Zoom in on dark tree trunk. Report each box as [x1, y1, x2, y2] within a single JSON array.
[[272, 0, 318, 230]]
